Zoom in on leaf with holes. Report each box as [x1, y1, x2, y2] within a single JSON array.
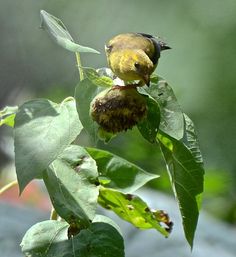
[[98, 187, 172, 237]]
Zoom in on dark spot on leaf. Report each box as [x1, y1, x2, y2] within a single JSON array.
[[94, 180, 100, 186], [165, 221, 174, 233], [75, 165, 81, 173], [159, 210, 169, 223], [155, 210, 173, 234], [125, 194, 134, 201], [145, 207, 150, 212], [74, 156, 88, 172]]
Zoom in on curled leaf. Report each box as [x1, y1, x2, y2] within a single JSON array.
[[40, 10, 100, 54]]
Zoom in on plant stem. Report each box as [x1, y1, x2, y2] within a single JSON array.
[[50, 207, 59, 220], [0, 180, 18, 195], [61, 96, 75, 103], [75, 52, 84, 81]]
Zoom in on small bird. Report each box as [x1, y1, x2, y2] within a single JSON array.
[[105, 33, 171, 87]]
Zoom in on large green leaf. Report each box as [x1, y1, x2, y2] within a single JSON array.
[[21, 220, 68, 257], [14, 98, 82, 193], [21, 220, 124, 257], [86, 147, 159, 193], [43, 145, 99, 227], [75, 78, 105, 142], [92, 214, 123, 236], [137, 96, 160, 143], [157, 132, 204, 248], [40, 10, 100, 54], [139, 75, 184, 140], [0, 106, 18, 127], [182, 113, 204, 164], [98, 187, 172, 237]]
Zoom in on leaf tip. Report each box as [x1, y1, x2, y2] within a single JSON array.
[[40, 9, 47, 20], [18, 180, 27, 196], [93, 50, 101, 54]]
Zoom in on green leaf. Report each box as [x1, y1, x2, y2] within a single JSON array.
[[75, 78, 105, 142], [0, 106, 18, 127], [21, 220, 124, 257], [14, 98, 82, 193], [97, 127, 117, 143], [83, 67, 114, 88], [40, 10, 100, 54], [137, 96, 160, 143], [21, 220, 68, 257], [43, 145, 99, 227], [92, 214, 123, 236], [139, 75, 184, 140], [76, 222, 124, 257], [157, 132, 204, 248], [182, 114, 204, 164], [86, 147, 159, 193], [98, 187, 172, 237]]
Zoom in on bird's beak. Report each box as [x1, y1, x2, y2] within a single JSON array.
[[162, 45, 171, 50], [142, 74, 150, 87], [158, 41, 172, 51]]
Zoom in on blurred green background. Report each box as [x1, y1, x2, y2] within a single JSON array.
[[0, 0, 236, 224]]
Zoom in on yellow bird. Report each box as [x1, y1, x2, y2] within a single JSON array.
[[105, 33, 171, 86]]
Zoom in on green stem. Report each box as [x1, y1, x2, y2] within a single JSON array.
[[75, 52, 84, 81], [0, 180, 18, 195], [50, 207, 59, 220], [61, 96, 75, 103]]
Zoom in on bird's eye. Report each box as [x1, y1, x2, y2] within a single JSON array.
[[134, 62, 140, 69]]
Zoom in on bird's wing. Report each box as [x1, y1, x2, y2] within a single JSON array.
[[105, 33, 171, 66], [137, 33, 171, 65]]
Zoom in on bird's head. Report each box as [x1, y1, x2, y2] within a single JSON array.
[[116, 49, 154, 86]]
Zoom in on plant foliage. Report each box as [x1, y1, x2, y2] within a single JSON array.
[[0, 10, 205, 257]]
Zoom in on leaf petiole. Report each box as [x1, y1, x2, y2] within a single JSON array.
[[0, 180, 18, 195]]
